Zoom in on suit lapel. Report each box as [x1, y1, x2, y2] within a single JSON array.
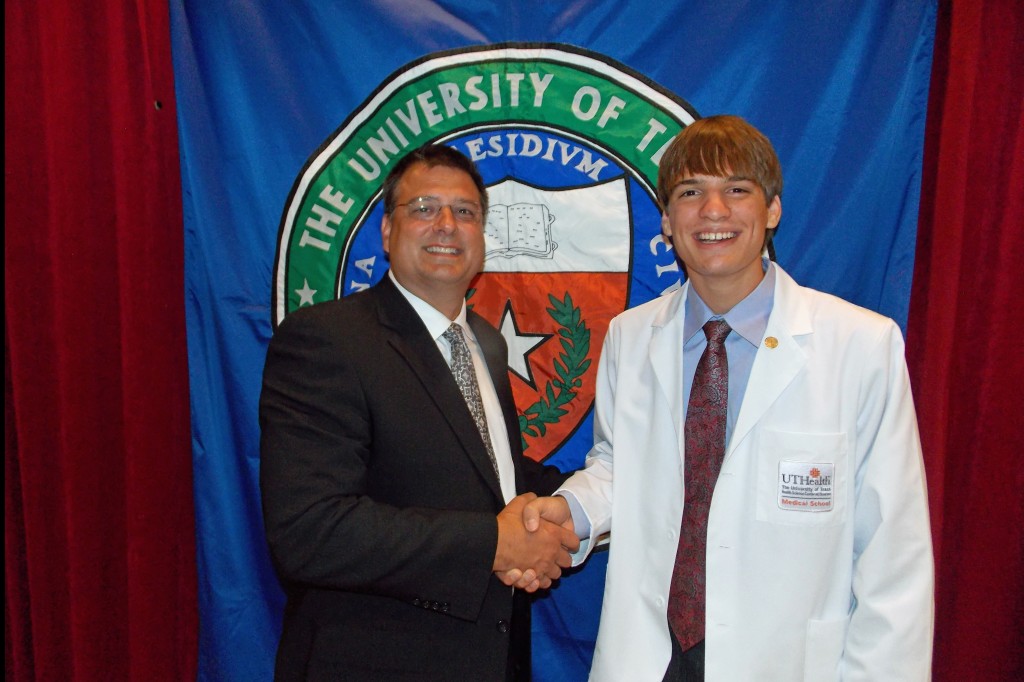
[[727, 268, 811, 460], [373, 278, 504, 501]]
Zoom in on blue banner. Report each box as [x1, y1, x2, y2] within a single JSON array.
[[170, 2, 935, 679]]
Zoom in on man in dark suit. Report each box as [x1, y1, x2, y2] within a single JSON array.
[[259, 144, 578, 681]]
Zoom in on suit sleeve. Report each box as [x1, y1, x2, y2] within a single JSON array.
[[259, 308, 498, 622], [518, 457, 571, 497], [843, 321, 934, 680]]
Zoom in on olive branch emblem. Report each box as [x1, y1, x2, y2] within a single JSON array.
[[518, 292, 591, 451]]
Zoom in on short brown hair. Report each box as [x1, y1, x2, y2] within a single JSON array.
[[656, 115, 783, 210], [381, 143, 488, 216]]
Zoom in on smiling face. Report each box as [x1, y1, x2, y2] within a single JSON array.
[[655, 116, 785, 312], [381, 161, 486, 318], [661, 172, 782, 312]]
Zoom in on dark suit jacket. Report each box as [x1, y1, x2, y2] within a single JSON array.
[[259, 275, 567, 681]]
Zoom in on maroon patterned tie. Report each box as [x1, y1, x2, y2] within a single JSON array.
[[668, 319, 731, 651]]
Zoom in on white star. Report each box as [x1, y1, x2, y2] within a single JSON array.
[[295, 279, 317, 306], [498, 300, 550, 387]]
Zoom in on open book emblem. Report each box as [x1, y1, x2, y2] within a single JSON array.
[[482, 177, 629, 270], [486, 202, 557, 259]]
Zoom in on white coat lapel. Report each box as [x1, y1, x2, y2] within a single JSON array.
[[648, 286, 688, 456], [727, 269, 812, 458]]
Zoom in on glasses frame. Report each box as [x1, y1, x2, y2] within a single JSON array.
[[391, 196, 484, 225]]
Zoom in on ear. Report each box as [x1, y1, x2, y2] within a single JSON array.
[[660, 211, 673, 239], [380, 213, 392, 255], [767, 195, 782, 229]]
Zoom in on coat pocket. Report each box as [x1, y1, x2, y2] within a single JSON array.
[[755, 429, 849, 526], [803, 615, 849, 681]]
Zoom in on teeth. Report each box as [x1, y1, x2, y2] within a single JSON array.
[[697, 232, 737, 242], [426, 246, 459, 254]]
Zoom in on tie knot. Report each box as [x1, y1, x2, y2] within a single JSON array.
[[443, 323, 465, 345], [703, 319, 731, 346]]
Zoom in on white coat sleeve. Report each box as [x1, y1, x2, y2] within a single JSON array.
[[843, 321, 934, 680], [556, 316, 620, 565]]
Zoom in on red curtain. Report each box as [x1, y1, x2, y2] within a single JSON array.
[[907, 0, 1024, 679], [4, 1, 197, 680], [3, 0, 1021, 680]]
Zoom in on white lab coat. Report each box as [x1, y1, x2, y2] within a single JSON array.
[[561, 265, 933, 681]]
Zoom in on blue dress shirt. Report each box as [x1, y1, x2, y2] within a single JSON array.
[[682, 260, 777, 446]]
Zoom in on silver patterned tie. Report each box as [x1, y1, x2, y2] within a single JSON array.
[[443, 323, 499, 476]]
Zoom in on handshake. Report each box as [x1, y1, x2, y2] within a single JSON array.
[[492, 493, 577, 593]]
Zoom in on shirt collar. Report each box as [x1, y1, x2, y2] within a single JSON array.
[[683, 259, 777, 348], [388, 270, 468, 341]]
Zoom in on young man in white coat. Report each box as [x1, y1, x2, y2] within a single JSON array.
[[514, 115, 934, 680]]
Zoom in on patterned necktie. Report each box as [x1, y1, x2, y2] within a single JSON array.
[[443, 323, 499, 477], [668, 319, 731, 651]]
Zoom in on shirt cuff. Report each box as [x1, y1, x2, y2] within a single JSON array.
[[555, 490, 591, 540]]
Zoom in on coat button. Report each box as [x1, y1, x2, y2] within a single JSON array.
[[440, 602, 450, 613], [496, 620, 510, 633], [412, 598, 421, 607]]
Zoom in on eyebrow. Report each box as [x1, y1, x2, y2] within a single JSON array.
[[677, 174, 753, 186], [404, 195, 481, 205]]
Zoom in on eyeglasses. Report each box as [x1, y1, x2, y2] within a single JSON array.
[[392, 197, 483, 225]]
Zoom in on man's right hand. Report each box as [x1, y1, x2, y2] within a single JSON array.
[[493, 493, 579, 592]]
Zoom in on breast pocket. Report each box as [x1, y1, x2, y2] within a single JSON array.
[[755, 429, 848, 526]]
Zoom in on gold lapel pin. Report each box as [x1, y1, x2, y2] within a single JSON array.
[[764, 337, 779, 348]]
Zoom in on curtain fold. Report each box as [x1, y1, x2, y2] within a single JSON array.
[[907, 1, 1024, 679], [4, 1, 197, 680]]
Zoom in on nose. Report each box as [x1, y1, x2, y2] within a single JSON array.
[[699, 190, 730, 220], [433, 204, 457, 233]]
